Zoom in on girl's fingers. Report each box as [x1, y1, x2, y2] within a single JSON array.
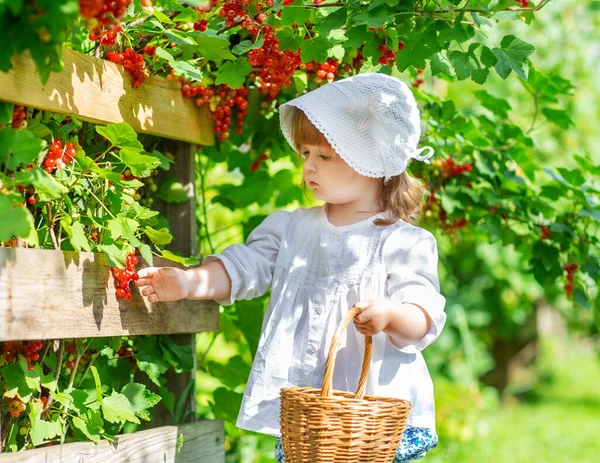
[[135, 278, 151, 287], [141, 286, 155, 297], [148, 293, 159, 303], [137, 267, 158, 280]]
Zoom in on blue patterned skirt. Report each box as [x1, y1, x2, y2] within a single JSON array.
[[275, 427, 438, 462]]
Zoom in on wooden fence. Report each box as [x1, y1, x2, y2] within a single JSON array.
[[0, 48, 224, 462]]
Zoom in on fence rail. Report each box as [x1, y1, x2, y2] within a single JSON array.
[[0, 248, 219, 341], [0, 48, 214, 146]]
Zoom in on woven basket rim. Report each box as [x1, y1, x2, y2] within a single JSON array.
[[281, 386, 412, 408]]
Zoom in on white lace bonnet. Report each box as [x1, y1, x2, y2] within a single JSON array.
[[279, 72, 434, 184]]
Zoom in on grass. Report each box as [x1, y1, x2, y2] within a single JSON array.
[[426, 338, 600, 463]]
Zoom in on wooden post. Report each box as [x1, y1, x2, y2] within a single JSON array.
[[142, 139, 202, 427]]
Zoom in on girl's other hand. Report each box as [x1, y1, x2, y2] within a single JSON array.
[[352, 300, 393, 336], [135, 267, 190, 303]]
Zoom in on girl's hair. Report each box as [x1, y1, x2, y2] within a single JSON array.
[[287, 106, 426, 226]]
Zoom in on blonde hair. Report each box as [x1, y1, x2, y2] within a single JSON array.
[[287, 107, 425, 226]]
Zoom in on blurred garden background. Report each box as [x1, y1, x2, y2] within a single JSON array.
[[192, 0, 600, 461]]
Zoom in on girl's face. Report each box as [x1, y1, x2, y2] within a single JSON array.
[[301, 143, 381, 206]]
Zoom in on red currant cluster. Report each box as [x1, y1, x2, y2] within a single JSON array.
[[423, 191, 469, 236], [299, 58, 339, 84], [79, 0, 131, 25], [412, 68, 425, 88], [193, 19, 209, 32], [352, 47, 366, 72], [88, 23, 122, 47], [218, 0, 268, 33], [43, 139, 77, 174], [433, 158, 473, 178], [179, 80, 249, 140], [18, 185, 37, 205], [111, 253, 139, 300], [515, 0, 529, 6], [11, 105, 27, 129], [563, 263, 578, 298], [540, 225, 551, 240], [248, 25, 302, 100], [2, 340, 43, 371], [116, 346, 136, 365], [107, 48, 149, 88], [144, 45, 156, 56], [5, 397, 26, 418], [250, 152, 269, 172], [377, 43, 399, 67]]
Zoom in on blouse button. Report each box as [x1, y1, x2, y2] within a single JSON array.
[[315, 306, 322, 315], [329, 233, 339, 242], [308, 345, 317, 354], [320, 266, 328, 276]]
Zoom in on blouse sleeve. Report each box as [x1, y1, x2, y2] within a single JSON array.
[[383, 225, 446, 353], [202, 210, 291, 306]]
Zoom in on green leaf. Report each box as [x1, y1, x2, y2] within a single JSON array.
[[136, 337, 171, 386], [15, 168, 68, 202], [474, 90, 512, 118], [448, 50, 476, 81], [62, 220, 92, 252], [1, 362, 34, 400], [121, 383, 161, 421], [154, 47, 203, 81], [160, 249, 199, 267], [430, 53, 451, 76], [211, 387, 243, 423], [29, 400, 63, 446], [153, 9, 173, 24], [139, 243, 153, 267], [300, 36, 333, 64], [72, 416, 102, 443], [235, 298, 266, 358], [102, 391, 140, 424], [120, 149, 161, 178], [0, 127, 46, 170], [90, 365, 103, 402], [196, 30, 236, 61], [276, 29, 303, 52], [107, 218, 140, 241], [541, 108, 575, 130], [232, 38, 265, 55], [0, 102, 13, 125], [148, 150, 173, 170], [215, 57, 252, 89], [144, 227, 173, 245], [580, 209, 600, 222], [280, 0, 311, 26], [352, 4, 391, 28], [471, 68, 490, 84], [157, 176, 189, 203], [99, 244, 128, 268], [206, 355, 250, 390], [96, 123, 144, 152], [0, 196, 37, 244], [159, 336, 194, 373], [491, 35, 535, 80]]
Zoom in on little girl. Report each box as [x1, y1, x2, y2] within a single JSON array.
[[136, 73, 446, 462]]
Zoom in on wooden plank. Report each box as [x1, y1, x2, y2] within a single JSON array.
[[0, 48, 215, 146], [0, 248, 219, 341], [0, 420, 224, 462]]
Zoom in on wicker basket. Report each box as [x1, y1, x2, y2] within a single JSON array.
[[280, 307, 412, 463]]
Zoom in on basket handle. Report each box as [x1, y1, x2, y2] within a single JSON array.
[[320, 306, 372, 399]]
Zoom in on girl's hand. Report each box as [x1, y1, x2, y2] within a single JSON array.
[[352, 300, 393, 336], [135, 267, 190, 303]]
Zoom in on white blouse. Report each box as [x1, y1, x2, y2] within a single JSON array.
[[203, 204, 446, 437]]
